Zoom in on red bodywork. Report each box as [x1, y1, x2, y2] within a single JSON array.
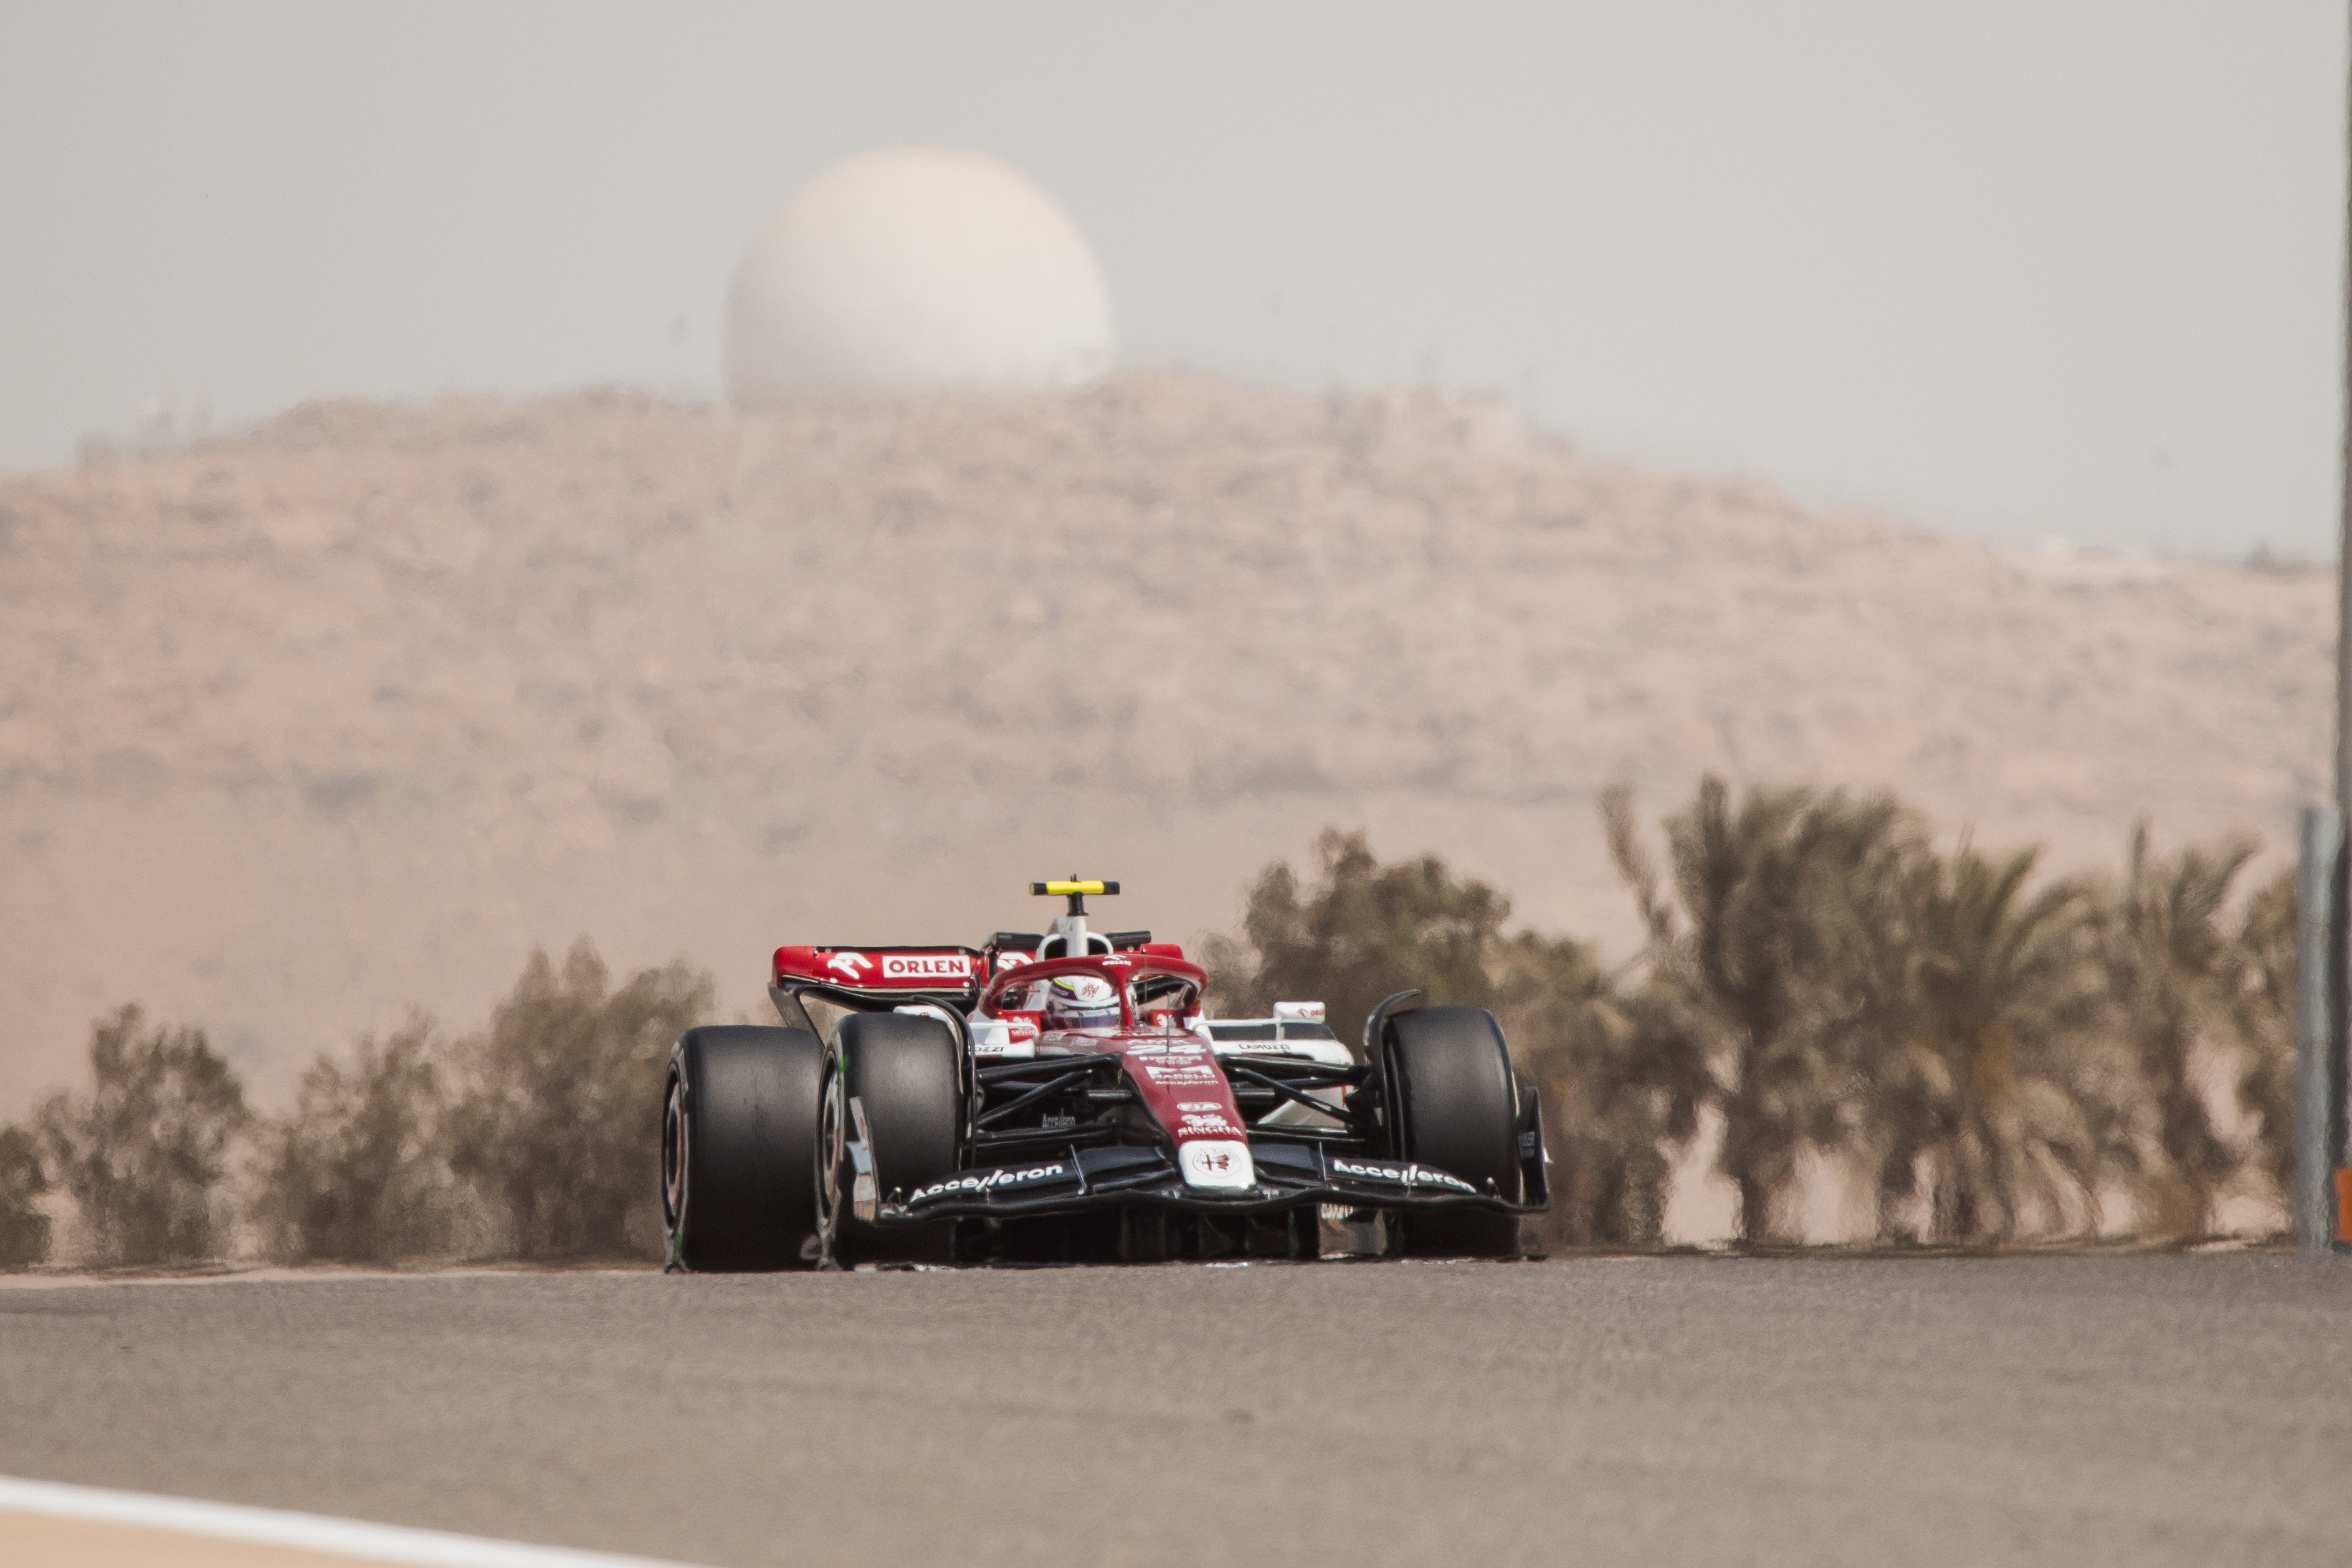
[[772, 945, 1250, 1168], [974, 954, 1249, 1171]]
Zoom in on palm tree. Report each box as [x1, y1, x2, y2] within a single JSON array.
[[1615, 776, 1909, 1245], [1835, 843, 2108, 1243], [2227, 867, 2297, 1224], [2092, 826, 2259, 1239]]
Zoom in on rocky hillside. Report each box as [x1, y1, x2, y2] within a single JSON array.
[[0, 375, 2330, 1109]]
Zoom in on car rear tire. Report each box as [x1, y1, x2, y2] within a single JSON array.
[[818, 1012, 964, 1266], [662, 1025, 825, 1271], [1382, 1006, 1523, 1259]]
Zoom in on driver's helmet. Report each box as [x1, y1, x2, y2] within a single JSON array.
[[1043, 974, 1121, 1032]]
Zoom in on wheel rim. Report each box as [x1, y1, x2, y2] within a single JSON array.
[[816, 1062, 846, 1260], [661, 1070, 689, 1249]]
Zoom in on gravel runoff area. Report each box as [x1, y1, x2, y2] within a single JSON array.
[[1, 1257, 2346, 1567]]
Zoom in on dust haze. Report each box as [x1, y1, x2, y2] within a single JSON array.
[[0, 374, 2326, 1115]]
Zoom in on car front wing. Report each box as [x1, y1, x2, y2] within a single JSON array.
[[875, 1139, 1543, 1224]]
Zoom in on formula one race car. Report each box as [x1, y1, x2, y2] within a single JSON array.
[[660, 881, 1548, 1269]]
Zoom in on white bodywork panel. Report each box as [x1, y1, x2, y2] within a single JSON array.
[[1178, 1138, 1255, 1190]]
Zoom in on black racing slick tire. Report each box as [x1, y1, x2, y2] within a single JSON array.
[[1383, 1005, 1523, 1259], [662, 1025, 824, 1271], [817, 1011, 964, 1266]]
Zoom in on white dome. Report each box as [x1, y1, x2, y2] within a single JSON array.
[[726, 148, 1116, 408]]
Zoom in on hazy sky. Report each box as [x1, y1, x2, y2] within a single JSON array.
[[3, 2, 2344, 556]]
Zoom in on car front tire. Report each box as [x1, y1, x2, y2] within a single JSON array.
[[1381, 1006, 1523, 1259], [817, 1011, 963, 1266]]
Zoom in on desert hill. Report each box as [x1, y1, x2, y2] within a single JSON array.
[[0, 374, 2331, 1111]]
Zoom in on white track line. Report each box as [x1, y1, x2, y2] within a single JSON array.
[[0, 1476, 703, 1567]]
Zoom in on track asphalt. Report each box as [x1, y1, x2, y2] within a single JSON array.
[[1, 1257, 2345, 1567]]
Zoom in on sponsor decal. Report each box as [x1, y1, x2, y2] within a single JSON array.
[[819, 951, 974, 984], [880, 953, 971, 982], [909, 1162, 1071, 1205], [995, 950, 1031, 972], [969, 1018, 1031, 1058], [1328, 1156, 1480, 1195], [1176, 1101, 1222, 1112], [1179, 1112, 1239, 1135], [1140, 1064, 1217, 1085], [1178, 1139, 1255, 1191], [1272, 1001, 1327, 1022], [1006, 1018, 1039, 1043]]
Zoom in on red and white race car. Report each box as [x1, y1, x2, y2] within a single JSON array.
[[660, 881, 1548, 1268]]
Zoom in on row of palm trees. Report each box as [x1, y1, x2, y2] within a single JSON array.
[[1566, 779, 2292, 1247], [1216, 783, 2296, 1250]]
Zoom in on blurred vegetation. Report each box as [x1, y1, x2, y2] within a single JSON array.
[[442, 941, 710, 1260], [24, 942, 712, 1270], [254, 939, 709, 1265], [252, 1017, 456, 1264], [1204, 827, 1507, 1048], [36, 1007, 250, 1265], [1492, 926, 1704, 1247], [2232, 867, 2300, 1207], [1212, 779, 2300, 1252], [1635, 779, 1913, 1242], [12, 783, 2308, 1266], [0, 1123, 51, 1269], [2095, 829, 2261, 1238]]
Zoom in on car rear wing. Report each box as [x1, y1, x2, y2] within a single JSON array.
[[771, 945, 985, 1005]]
